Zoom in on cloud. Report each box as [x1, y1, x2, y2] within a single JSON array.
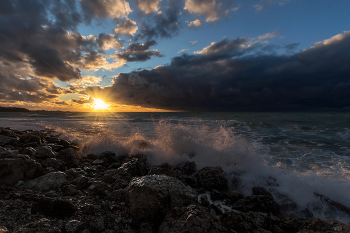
[[178, 49, 189, 53], [134, 0, 181, 40], [80, 0, 132, 22], [258, 32, 281, 41], [86, 31, 350, 111], [137, 0, 163, 14], [96, 33, 124, 50], [187, 19, 201, 27], [114, 19, 139, 36], [189, 41, 198, 46], [113, 40, 163, 62], [70, 76, 103, 86], [184, 0, 231, 22], [253, 0, 291, 12]]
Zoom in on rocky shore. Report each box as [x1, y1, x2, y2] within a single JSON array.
[[0, 127, 350, 233]]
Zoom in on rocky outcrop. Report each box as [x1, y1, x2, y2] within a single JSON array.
[[15, 218, 61, 233], [159, 205, 232, 233], [0, 135, 18, 147], [126, 175, 198, 228], [24, 172, 66, 191], [232, 195, 280, 215]]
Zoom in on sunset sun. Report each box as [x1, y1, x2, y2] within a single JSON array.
[[93, 98, 109, 110]]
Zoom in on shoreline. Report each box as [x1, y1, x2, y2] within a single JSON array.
[[0, 127, 350, 232]]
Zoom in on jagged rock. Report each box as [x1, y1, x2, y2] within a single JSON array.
[[18, 147, 36, 157], [0, 157, 44, 186], [148, 163, 180, 178], [99, 151, 117, 162], [0, 226, 8, 233], [87, 181, 112, 197], [211, 189, 227, 201], [199, 194, 210, 207], [220, 211, 255, 233], [232, 195, 280, 215], [25, 172, 66, 191], [126, 175, 198, 227], [174, 161, 197, 176], [90, 217, 105, 232], [15, 218, 61, 233], [73, 176, 90, 190], [159, 205, 232, 233], [0, 129, 17, 138], [106, 189, 128, 203], [0, 135, 18, 147], [298, 218, 350, 233], [41, 158, 64, 170], [314, 192, 350, 216], [81, 204, 95, 215], [271, 189, 297, 213], [31, 195, 77, 218], [65, 220, 83, 233], [226, 191, 244, 204], [197, 166, 228, 191], [244, 212, 270, 230], [34, 146, 57, 159], [65, 168, 87, 180], [252, 187, 272, 197], [64, 184, 83, 196], [19, 133, 41, 145], [58, 148, 80, 165]]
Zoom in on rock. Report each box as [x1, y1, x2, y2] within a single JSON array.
[[106, 189, 128, 203], [299, 218, 350, 233], [0, 226, 8, 233], [252, 187, 272, 197], [199, 194, 210, 207], [19, 133, 41, 145], [65, 220, 83, 233], [58, 148, 80, 165], [210, 189, 227, 201], [244, 211, 270, 230], [42, 158, 64, 170], [126, 175, 198, 227], [74, 176, 90, 190], [0, 135, 18, 147], [159, 205, 231, 233], [18, 147, 36, 157], [25, 172, 66, 191], [148, 163, 180, 178], [34, 146, 57, 159], [0, 129, 17, 138], [65, 168, 87, 179], [81, 204, 95, 215], [31, 195, 77, 218], [174, 161, 197, 176], [90, 217, 105, 232], [15, 218, 61, 233], [0, 157, 44, 186], [314, 192, 350, 216], [120, 158, 149, 177], [87, 181, 112, 197], [220, 211, 255, 233], [99, 151, 117, 162], [226, 191, 244, 204], [64, 184, 83, 196], [271, 189, 297, 213], [197, 166, 228, 191], [229, 172, 242, 190], [232, 195, 280, 215]]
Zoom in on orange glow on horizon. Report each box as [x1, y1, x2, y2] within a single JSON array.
[[92, 98, 109, 110]]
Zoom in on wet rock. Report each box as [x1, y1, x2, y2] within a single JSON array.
[[220, 211, 255, 233], [199, 194, 210, 207], [65, 220, 83, 233], [64, 184, 83, 196], [106, 189, 128, 203], [148, 163, 180, 178], [0, 129, 17, 138], [252, 186, 273, 197], [65, 168, 87, 180], [0, 157, 44, 186], [81, 204, 95, 215], [18, 147, 36, 157], [244, 211, 270, 230], [41, 158, 64, 170], [229, 172, 242, 190], [90, 217, 105, 232], [74, 176, 91, 190], [299, 208, 314, 219], [299, 218, 350, 233], [126, 175, 198, 227], [314, 192, 350, 216], [15, 218, 61, 233], [265, 176, 279, 187], [174, 161, 197, 176], [210, 189, 227, 201], [34, 146, 57, 159], [0, 135, 18, 147], [232, 195, 280, 215], [87, 181, 112, 197], [158, 205, 231, 233], [25, 172, 66, 191], [31, 195, 77, 218], [209, 204, 223, 216], [226, 191, 244, 204], [121, 158, 149, 177], [58, 148, 80, 165], [19, 133, 41, 145], [197, 166, 228, 191], [270, 190, 297, 213], [0, 227, 8, 233], [99, 151, 117, 162]]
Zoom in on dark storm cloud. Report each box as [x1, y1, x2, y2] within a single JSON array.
[[133, 0, 181, 40], [87, 32, 350, 111], [114, 40, 163, 62]]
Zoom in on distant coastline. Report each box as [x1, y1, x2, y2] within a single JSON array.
[[0, 106, 30, 112]]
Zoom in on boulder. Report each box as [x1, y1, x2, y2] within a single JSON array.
[[174, 161, 197, 176], [31, 195, 77, 218], [58, 148, 80, 165], [126, 175, 198, 226], [41, 158, 64, 170], [299, 218, 350, 233], [34, 146, 57, 159], [226, 191, 244, 205], [90, 217, 105, 232], [0, 157, 44, 186], [0, 135, 18, 147], [15, 218, 61, 233], [232, 195, 280, 215], [19, 133, 41, 145], [158, 205, 231, 233], [18, 147, 36, 157], [197, 166, 228, 191], [87, 181, 112, 197], [148, 163, 180, 178], [220, 211, 257, 233], [65, 220, 83, 233], [25, 172, 66, 191]]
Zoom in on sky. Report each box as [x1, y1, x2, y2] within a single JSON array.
[[0, 0, 350, 112]]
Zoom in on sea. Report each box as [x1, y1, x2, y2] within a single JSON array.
[[1, 111, 350, 223]]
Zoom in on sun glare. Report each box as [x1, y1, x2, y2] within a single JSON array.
[[93, 98, 109, 110]]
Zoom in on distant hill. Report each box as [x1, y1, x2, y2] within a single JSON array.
[[0, 106, 30, 112]]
